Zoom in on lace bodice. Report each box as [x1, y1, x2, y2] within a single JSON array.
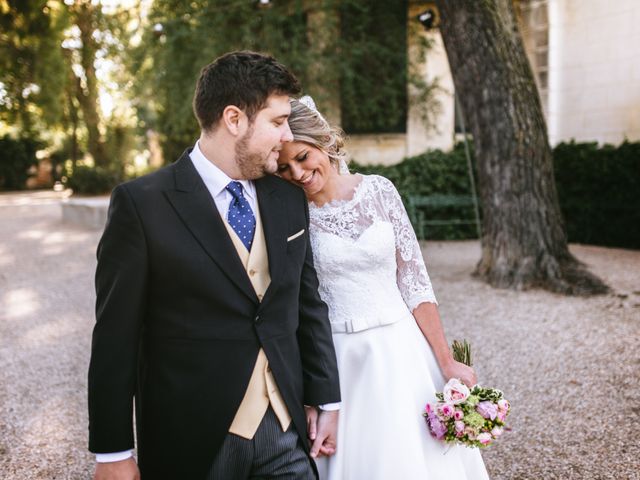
[[309, 174, 437, 333]]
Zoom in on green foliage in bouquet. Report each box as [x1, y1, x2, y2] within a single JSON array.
[[473, 386, 504, 403], [451, 339, 472, 367], [462, 411, 485, 429]]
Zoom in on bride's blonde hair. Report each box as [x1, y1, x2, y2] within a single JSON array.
[[288, 98, 348, 170]]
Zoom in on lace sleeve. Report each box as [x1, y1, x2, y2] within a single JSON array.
[[374, 176, 437, 310]]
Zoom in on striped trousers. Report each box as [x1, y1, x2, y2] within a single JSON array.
[[207, 407, 316, 479]]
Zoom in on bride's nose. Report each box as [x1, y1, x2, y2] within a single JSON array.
[[290, 163, 304, 180]]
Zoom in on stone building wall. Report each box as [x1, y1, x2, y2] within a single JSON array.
[[348, 0, 640, 166]]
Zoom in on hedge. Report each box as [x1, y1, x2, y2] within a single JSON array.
[[65, 165, 122, 195], [0, 135, 41, 190], [554, 141, 640, 250], [350, 141, 640, 249]]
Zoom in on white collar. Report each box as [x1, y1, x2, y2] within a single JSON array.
[[189, 141, 255, 201]]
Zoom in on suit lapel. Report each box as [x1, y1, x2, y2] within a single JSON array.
[[164, 151, 258, 303], [255, 176, 287, 305]]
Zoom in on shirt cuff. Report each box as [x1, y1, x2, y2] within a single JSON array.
[[96, 450, 134, 463], [318, 402, 341, 411]]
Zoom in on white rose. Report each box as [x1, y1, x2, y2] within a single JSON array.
[[443, 378, 471, 405], [477, 432, 493, 445]]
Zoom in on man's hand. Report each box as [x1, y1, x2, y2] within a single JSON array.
[[309, 410, 339, 458], [94, 458, 140, 480], [305, 405, 319, 442]]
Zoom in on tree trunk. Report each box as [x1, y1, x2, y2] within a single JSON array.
[[69, 95, 79, 168], [72, 0, 108, 167], [435, 0, 608, 295], [62, 47, 80, 168]]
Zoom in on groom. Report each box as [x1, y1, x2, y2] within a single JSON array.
[[88, 51, 341, 479]]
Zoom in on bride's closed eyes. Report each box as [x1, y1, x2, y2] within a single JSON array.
[[278, 151, 308, 173]]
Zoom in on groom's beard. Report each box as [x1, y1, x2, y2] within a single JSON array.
[[235, 126, 277, 180]]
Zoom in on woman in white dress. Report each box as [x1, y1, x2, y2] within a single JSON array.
[[276, 97, 490, 480]]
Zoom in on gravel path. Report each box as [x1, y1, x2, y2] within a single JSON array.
[[1, 193, 638, 479]]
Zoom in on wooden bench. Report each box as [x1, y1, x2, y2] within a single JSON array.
[[407, 194, 480, 239]]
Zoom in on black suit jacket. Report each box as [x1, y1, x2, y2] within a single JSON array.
[[88, 150, 340, 479]]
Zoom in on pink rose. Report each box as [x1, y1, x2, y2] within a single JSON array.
[[443, 378, 470, 405], [476, 401, 498, 420], [477, 432, 492, 445], [498, 399, 510, 411], [491, 426, 503, 438], [455, 420, 465, 433], [497, 410, 507, 422], [426, 411, 447, 440], [441, 404, 455, 417], [453, 409, 464, 420]]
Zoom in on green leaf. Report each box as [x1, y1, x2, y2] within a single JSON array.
[[452, 339, 473, 366]]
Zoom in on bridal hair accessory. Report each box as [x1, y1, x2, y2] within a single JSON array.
[[337, 158, 350, 175], [424, 340, 511, 448], [297, 95, 350, 175], [298, 95, 327, 125]]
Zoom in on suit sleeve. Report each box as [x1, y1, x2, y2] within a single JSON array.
[[88, 184, 148, 453], [296, 191, 341, 406]]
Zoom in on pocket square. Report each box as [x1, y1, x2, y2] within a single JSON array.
[[287, 229, 305, 242]]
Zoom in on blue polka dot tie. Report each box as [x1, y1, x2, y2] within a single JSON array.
[[226, 181, 256, 251]]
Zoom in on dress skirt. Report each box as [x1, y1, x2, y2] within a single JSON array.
[[315, 313, 490, 480]]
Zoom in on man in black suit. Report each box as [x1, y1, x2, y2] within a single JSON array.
[[88, 51, 340, 480]]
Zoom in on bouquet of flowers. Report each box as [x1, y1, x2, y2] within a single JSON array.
[[423, 340, 510, 448]]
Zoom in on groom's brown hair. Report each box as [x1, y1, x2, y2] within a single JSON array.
[[193, 50, 301, 132]]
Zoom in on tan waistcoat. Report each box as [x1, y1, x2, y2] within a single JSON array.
[[223, 204, 292, 439]]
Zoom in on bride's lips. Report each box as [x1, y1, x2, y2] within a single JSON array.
[[298, 171, 315, 188]]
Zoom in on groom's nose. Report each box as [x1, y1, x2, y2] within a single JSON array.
[[281, 121, 294, 142]]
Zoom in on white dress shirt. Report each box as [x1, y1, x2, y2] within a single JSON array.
[[189, 140, 257, 218]]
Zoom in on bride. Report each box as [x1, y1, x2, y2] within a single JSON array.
[[276, 97, 490, 480]]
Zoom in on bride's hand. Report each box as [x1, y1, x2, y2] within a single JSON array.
[[441, 360, 478, 388]]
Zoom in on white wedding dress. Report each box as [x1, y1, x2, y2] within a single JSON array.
[[310, 174, 489, 480]]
